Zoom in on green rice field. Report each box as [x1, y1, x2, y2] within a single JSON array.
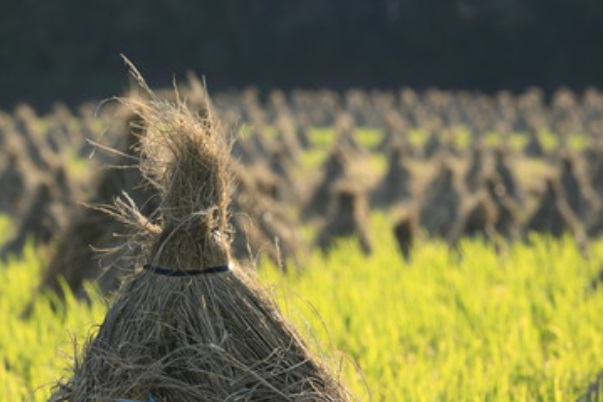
[[1, 214, 601, 401]]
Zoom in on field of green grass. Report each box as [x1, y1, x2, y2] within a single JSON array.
[[1, 213, 601, 401]]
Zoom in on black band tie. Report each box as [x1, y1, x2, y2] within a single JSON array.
[[143, 263, 230, 277]]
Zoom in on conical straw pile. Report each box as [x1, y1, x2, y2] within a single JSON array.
[[51, 64, 348, 401]]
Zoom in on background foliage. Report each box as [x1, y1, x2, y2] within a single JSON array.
[[0, 0, 601, 109]]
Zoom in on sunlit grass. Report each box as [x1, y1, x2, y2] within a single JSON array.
[[0, 241, 106, 402], [64, 148, 91, 179], [567, 134, 589, 152], [299, 147, 329, 170], [539, 130, 559, 152], [261, 215, 603, 401], [1, 211, 601, 401], [354, 127, 383, 149], [0, 215, 13, 243], [484, 131, 504, 147], [450, 127, 473, 150], [308, 127, 337, 149], [509, 132, 529, 151], [407, 128, 428, 148]]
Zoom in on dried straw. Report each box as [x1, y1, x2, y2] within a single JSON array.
[[51, 63, 348, 401]]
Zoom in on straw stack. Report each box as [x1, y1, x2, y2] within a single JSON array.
[[51, 65, 348, 401]]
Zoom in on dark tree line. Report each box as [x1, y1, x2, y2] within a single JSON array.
[[0, 0, 601, 110]]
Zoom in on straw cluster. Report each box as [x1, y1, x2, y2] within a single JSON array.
[[51, 67, 348, 401]]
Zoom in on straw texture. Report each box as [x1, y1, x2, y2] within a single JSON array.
[[51, 63, 348, 401]]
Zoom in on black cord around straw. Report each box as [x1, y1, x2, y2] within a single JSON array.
[[143, 263, 230, 277]]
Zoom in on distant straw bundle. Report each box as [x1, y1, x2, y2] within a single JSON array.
[[316, 181, 372, 256], [51, 64, 348, 401], [36, 106, 157, 300]]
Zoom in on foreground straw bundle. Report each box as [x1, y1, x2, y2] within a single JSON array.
[[50, 65, 348, 401]]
